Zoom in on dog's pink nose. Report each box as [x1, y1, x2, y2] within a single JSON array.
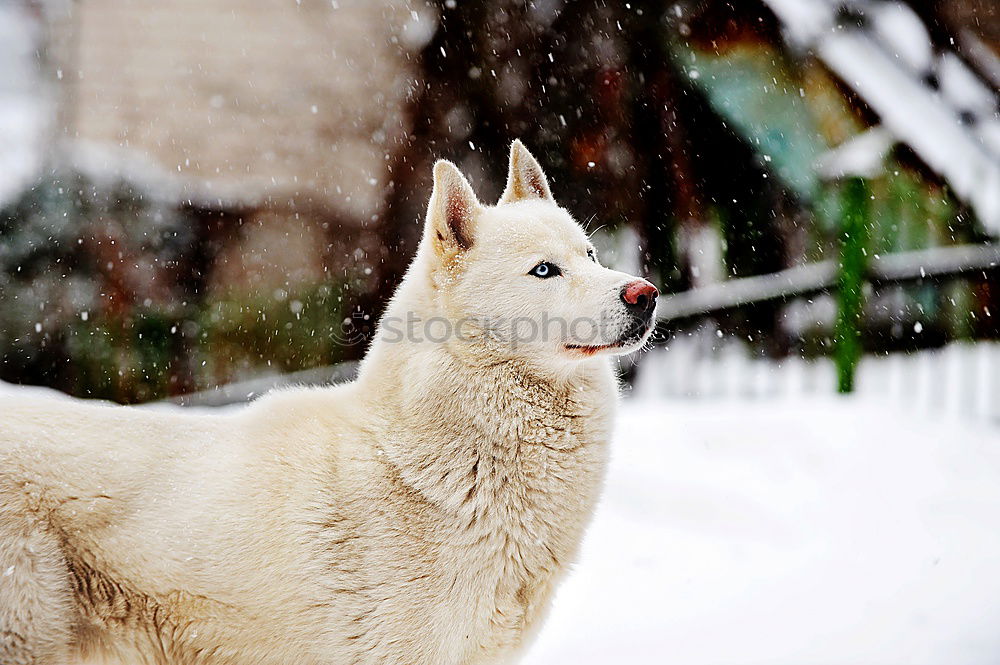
[[621, 280, 658, 313]]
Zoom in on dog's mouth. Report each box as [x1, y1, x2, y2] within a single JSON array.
[[564, 342, 621, 355], [564, 315, 655, 355]]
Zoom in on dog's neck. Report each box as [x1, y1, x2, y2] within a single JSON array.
[[355, 254, 617, 536], [357, 323, 617, 527]]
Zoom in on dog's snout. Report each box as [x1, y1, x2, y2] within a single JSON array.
[[621, 280, 658, 314]]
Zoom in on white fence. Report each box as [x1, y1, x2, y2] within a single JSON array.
[[634, 335, 1000, 423]]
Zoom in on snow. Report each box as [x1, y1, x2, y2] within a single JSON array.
[[0, 100, 46, 205], [524, 396, 1000, 665], [959, 31, 1000, 90], [870, 2, 934, 73], [761, 0, 833, 46], [399, 5, 437, 51], [0, 4, 49, 206], [636, 340, 1000, 423], [981, 119, 1000, 160], [815, 126, 894, 179], [67, 140, 183, 204], [937, 53, 997, 118]]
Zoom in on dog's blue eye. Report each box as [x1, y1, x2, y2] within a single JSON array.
[[529, 262, 561, 278]]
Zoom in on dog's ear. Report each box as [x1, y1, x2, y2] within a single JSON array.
[[499, 139, 553, 204], [427, 160, 481, 255]]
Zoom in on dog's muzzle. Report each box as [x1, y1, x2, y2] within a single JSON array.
[[617, 279, 658, 345]]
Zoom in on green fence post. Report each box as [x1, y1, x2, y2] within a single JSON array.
[[835, 177, 869, 393]]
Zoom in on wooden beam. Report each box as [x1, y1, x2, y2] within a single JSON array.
[[657, 243, 1000, 325], [868, 244, 1000, 284]]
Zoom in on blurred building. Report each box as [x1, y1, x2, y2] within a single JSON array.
[[656, 0, 1000, 351], [0, 0, 432, 399], [62, 0, 429, 295]]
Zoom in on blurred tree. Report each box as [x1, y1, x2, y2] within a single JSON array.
[[368, 0, 689, 342], [0, 171, 194, 401]]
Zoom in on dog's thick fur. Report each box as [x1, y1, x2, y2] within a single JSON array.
[[0, 142, 656, 665]]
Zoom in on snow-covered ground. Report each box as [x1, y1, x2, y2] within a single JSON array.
[[524, 397, 1000, 665], [636, 340, 1000, 424]]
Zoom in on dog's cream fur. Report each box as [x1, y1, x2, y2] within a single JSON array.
[[0, 142, 656, 665]]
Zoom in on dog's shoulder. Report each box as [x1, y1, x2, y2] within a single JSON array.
[[241, 381, 375, 472], [248, 381, 363, 430]]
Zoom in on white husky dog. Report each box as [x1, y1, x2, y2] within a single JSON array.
[[0, 141, 658, 665]]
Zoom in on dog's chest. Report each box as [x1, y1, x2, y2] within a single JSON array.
[[452, 402, 610, 659], [353, 364, 616, 664]]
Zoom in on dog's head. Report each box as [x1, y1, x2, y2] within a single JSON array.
[[414, 140, 657, 367]]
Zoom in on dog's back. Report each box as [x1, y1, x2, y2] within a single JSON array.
[[1, 395, 226, 663], [0, 390, 363, 664]]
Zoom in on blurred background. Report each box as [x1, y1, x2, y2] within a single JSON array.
[[5, 3, 1000, 661], [1, 0, 999, 411]]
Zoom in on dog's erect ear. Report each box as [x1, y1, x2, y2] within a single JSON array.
[[427, 160, 481, 254], [499, 139, 553, 205]]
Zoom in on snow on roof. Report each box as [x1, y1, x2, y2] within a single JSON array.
[[869, 1, 933, 73], [56, 139, 258, 212], [761, 0, 1000, 236], [815, 126, 894, 179], [761, 0, 834, 46], [981, 119, 1000, 158], [0, 99, 47, 208], [960, 30, 1000, 90], [819, 30, 1000, 229], [66, 140, 183, 202], [938, 52, 996, 115]]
